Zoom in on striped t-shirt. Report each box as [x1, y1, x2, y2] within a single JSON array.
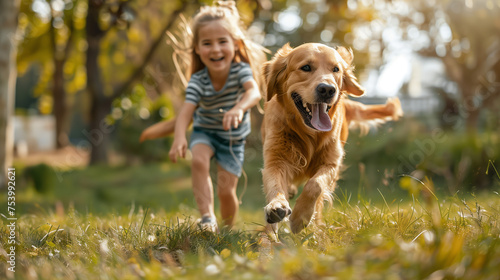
[[185, 62, 254, 141]]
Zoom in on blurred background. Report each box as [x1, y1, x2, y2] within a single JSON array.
[[1, 0, 499, 215]]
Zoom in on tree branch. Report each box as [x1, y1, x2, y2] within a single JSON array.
[[110, 0, 194, 101]]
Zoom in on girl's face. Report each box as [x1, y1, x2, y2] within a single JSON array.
[[195, 20, 237, 77]]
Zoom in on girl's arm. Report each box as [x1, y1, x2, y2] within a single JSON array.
[[169, 102, 197, 163], [223, 79, 261, 130]]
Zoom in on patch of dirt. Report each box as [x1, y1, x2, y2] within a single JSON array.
[[14, 146, 89, 168]]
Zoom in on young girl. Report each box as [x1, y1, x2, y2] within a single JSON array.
[[168, 1, 266, 231]]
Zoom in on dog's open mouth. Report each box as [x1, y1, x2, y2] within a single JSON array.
[[291, 92, 332, 131]]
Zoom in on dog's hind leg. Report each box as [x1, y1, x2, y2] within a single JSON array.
[[290, 179, 322, 233], [315, 181, 336, 226]]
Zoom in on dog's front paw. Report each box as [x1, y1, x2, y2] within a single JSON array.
[[264, 198, 292, 224], [266, 207, 292, 223]]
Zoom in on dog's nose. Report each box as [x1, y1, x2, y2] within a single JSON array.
[[316, 83, 336, 100]]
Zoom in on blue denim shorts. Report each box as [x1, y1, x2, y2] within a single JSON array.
[[189, 129, 246, 177]]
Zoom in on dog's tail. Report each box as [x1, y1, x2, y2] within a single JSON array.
[[139, 119, 177, 142], [344, 97, 403, 135]]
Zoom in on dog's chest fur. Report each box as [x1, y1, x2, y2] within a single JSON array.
[[272, 120, 345, 180]]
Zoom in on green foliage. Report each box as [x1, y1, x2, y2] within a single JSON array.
[[342, 118, 500, 200], [24, 163, 57, 195], [114, 115, 173, 163], [113, 90, 176, 162], [418, 132, 500, 192], [16, 0, 191, 119], [17, 0, 88, 113]]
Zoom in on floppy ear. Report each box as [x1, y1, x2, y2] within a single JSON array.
[[337, 46, 365, 97], [264, 43, 293, 102]]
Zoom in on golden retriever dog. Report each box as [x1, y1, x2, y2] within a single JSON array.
[[261, 43, 402, 233], [139, 43, 402, 234]]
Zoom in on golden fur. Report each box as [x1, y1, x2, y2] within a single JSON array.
[[261, 43, 402, 233]]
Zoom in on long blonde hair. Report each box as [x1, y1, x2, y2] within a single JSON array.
[[167, 1, 267, 94]]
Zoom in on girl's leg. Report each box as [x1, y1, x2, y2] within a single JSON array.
[[191, 144, 215, 218], [216, 165, 239, 228]]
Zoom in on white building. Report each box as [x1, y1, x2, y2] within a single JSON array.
[[360, 52, 458, 116]]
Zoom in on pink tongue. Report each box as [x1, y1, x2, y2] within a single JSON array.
[[311, 103, 332, 131]]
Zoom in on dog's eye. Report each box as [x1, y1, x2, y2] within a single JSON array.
[[300, 65, 311, 72], [333, 66, 340, 73]]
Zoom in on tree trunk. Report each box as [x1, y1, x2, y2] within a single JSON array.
[[0, 0, 20, 188], [461, 84, 480, 135], [88, 96, 113, 164], [53, 58, 70, 148], [86, 0, 112, 164], [465, 107, 480, 135], [50, 11, 74, 149]]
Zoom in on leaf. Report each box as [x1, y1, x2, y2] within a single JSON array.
[[220, 248, 231, 259], [246, 251, 258, 260]]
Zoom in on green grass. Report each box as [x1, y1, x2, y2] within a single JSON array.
[[1, 190, 500, 279], [10, 150, 267, 216], [2, 119, 500, 279]]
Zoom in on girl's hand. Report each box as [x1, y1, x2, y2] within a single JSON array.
[[169, 137, 188, 163], [223, 107, 244, 130]]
